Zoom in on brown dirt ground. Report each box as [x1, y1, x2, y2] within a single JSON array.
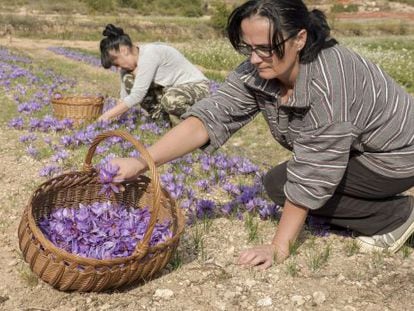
[[0, 37, 413, 311]]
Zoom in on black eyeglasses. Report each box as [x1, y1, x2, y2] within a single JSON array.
[[237, 32, 298, 58]]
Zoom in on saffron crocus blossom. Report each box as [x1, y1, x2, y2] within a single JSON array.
[[26, 145, 39, 158], [39, 164, 61, 177], [19, 134, 37, 143], [209, 80, 221, 95], [38, 202, 172, 260], [258, 203, 280, 220], [98, 162, 120, 198], [8, 117, 24, 129], [307, 215, 331, 237], [195, 199, 215, 219]]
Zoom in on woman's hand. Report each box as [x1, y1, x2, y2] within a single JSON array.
[[97, 113, 111, 122], [98, 101, 130, 122], [237, 201, 308, 270], [110, 157, 147, 182], [237, 244, 289, 270]]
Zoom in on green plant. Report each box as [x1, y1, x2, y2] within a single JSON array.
[[306, 243, 330, 272], [288, 240, 300, 256], [84, 0, 115, 12], [371, 250, 385, 270], [202, 216, 213, 233], [18, 265, 38, 287], [170, 252, 183, 270], [285, 259, 299, 277], [210, 0, 232, 35], [343, 239, 360, 257], [400, 245, 413, 259], [244, 213, 259, 243], [331, 3, 359, 13], [191, 223, 204, 252]]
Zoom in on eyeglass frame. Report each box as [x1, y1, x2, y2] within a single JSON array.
[[236, 32, 298, 59]]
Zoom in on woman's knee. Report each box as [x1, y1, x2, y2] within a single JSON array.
[[160, 89, 189, 116], [263, 162, 288, 205]]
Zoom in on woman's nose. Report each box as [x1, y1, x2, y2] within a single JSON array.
[[250, 51, 262, 65]]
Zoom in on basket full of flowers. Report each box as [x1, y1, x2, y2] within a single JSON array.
[[17, 130, 185, 292]]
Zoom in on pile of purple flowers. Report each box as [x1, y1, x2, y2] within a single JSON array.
[[38, 202, 172, 260]]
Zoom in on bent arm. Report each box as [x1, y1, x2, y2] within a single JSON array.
[[271, 199, 309, 261], [147, 116, 209, 166], [113, 116, 209, 181], [99, 100, 129, 121]]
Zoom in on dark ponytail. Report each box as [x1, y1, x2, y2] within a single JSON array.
[[227, 0, 337, 64], [100, 24, 133, 69], [302, 9, 337, 63]]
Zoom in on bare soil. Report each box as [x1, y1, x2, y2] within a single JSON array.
[[0, 38, 413, 311]]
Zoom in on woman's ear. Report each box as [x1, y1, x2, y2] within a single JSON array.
[[119, 45, 129, 56], [295, 29, 307, 52]]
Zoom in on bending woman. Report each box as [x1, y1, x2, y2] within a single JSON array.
[[110, 1, 414, 269], [98, 24, 210, 125]]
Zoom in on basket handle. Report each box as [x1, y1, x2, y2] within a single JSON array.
[[83, 130, 162, 260]]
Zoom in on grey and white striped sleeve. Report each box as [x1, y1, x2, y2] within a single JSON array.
[[182, 68, 260, 153]]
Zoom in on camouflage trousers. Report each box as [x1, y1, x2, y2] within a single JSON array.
[[123, 74, 210, 126]]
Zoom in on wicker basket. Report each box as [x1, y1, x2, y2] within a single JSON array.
[[51, 96, 104, 126], [18, 130, 185, 292]]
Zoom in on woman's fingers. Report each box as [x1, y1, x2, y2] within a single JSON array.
[[237, 245, 275, 269]]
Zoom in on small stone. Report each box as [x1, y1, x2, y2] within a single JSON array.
[[245, 279, 257, 288], [223, 291, 238, 300], [0, 296, 9, 304], [99, 303, 111, 310], [312, 291, 326, 305], [226, 246, 235, 256], [344, 306, 357, 311], [7, 260, 17, 267], [153, 288, 174, 299], [337, 274, 346, 282], [291, 295, 305, 306], [257, 297, 272, 307], [191, 286, 202, 295]]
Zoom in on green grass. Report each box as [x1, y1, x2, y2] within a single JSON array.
[[343, 239, 360, 257], [306, 244, 331, 272], [285, 258, 300, 277], [244, 213, 259, 243]]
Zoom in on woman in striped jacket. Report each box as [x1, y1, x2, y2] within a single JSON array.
[[111, 0, 414, 269]]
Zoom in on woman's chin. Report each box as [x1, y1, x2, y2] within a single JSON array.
[[257, 70, 277, 80]]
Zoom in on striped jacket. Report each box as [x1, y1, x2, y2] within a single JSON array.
[[182, 45, 414, 209]]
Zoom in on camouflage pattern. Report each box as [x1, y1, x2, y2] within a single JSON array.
[[123, 73, 209, 125]]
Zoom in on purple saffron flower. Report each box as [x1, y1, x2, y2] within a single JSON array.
[[51, 149, 69, 162], [223, 182, 240, 196], [195, 199, 215, 219], [26, 145, 39, 158], [39, 164, 61, 177], [98, 162, 120, 197], [19, 134, 37, 143], [258, 203, 280, 220], [8, 117, 24, 129], [220, 202, 236, 216], [196, 179, 210, 191]]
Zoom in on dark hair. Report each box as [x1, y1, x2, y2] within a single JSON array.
[[227, 0, 337, 63], [100, 24, 133, 69]]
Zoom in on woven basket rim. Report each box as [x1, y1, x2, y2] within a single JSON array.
[[27, 170, 185, 268], [51, 96, 104, 106]]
